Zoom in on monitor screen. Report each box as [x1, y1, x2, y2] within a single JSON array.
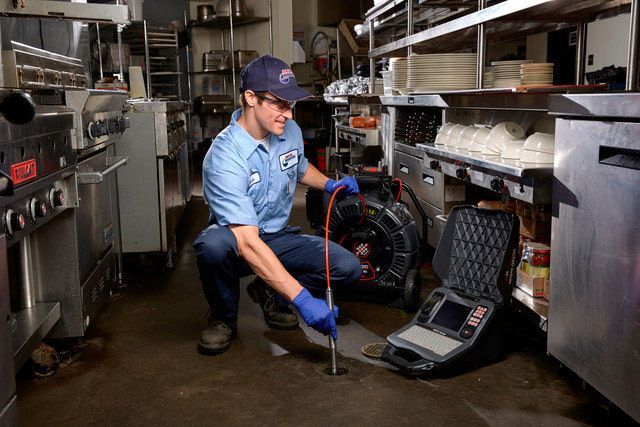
[[430, 300, 473, 332]]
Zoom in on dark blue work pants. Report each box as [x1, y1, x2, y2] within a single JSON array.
[[193, 225, 361, 323]]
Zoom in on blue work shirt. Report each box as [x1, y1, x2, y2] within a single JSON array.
[[203, 109, 309, 234]]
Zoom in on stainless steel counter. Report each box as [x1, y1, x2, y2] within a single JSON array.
[[415, 143, 553, 204], [548, 92, 640, 422]]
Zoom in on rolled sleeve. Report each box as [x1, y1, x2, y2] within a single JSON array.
[[291, 122, 309, 180], [204, 139, 258, 227]]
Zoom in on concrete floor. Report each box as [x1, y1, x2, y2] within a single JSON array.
[[15, 185, 631, 425]]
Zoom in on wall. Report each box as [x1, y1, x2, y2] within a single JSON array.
[[292, 0, 335, 61], [526, 32, 548, 63], [585, 13, 630, 73], [486, 38, 526, 63]]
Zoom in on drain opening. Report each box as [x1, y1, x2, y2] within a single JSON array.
[[314, 362, 349, 376]]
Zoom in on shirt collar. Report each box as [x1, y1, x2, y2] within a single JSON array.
[[229, 109, 286, 159]]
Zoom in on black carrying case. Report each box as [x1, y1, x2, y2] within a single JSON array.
[[383, 205, 520, 376]]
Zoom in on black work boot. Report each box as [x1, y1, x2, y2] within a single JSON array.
[[198, 319, 237, 355], [246, 278, 299, 330]]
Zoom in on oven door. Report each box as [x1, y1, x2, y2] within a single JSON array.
[[75, 146, 127, 281]]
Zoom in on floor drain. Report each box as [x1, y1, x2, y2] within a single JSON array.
[[314, 362, 349, 377], [361, 342, 388, 359]]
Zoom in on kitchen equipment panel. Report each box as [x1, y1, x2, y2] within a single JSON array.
[[549, 94, 640, 422], [2, 42, 85, 89]]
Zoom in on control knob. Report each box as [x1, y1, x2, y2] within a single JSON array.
[[4, 208, 25, 237], [455, 167, 469, 180], [429, 160, 440, 170], [87, 120, 109, 140], [48, 188, 64, 210], [29, 198, 47, 221]]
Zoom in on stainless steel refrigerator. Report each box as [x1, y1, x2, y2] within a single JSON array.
[[548, 93, 640, 422]]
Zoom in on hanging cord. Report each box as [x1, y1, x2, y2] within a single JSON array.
[[325, 186, 345, 290], [393, 178, 403, 203]]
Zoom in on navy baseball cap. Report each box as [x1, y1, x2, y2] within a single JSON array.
[[240, 55, 312, 102]]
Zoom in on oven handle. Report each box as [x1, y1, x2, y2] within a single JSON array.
[[77, 156, 128, 184]]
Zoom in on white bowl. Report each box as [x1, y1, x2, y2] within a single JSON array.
[[456, 125, 478, 150], [439, 122, 454, 135], [523, 132, 554, 154], [500, 138, 525, 159], [483, 122, 525, 155], [446, 124, 466, 148], [436, 123, 454, 145], [354, 24, 364, 35], [469, 126, 490, 152], [521, 150, 554, 164]]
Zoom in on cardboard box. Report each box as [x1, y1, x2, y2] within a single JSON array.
[[516, 269, 546, 298], [514, 201, 551, 240]]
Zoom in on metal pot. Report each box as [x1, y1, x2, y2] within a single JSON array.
[[234, 50, 258, 68], [231, 0, 248, 17], [203, 50, 231, 71], [197, 4, 215, 22], [215, 0, 248, 18]]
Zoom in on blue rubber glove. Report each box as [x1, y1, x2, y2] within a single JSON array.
[[291, 288, 339, 340], [325, 176, 360, 195]]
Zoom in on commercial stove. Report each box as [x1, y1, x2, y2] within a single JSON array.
[[0, 98, 79, 370], [39, 87, 130, 338], [2, 41, 131, 340], [115, 100, 189, 265]]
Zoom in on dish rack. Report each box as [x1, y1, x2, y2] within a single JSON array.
[[123, 21, 182, 100]]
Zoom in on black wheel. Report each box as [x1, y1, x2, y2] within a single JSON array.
[[401, 269, 422, 312]]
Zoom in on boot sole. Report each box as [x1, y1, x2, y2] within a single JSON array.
[[197, 340, 231, 355], [265, 318, 299, 330]]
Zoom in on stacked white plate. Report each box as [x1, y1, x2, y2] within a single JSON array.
[[483, 68, 494, 88], [391, 57, 408, 94], [407, 53, 477, 92], [491, 60, 533, 88], [521, 63, 554, 86]]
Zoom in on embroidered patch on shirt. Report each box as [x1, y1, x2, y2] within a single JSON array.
[[249, 171, 261, 187], [279, 149, 298, 171]]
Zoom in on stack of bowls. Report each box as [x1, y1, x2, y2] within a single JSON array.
[[500, 139, 526, 159], [521, 132, 555, 163], [469, 126, 490, 152], [444, 124, 466, 148], [457, 125, 479, 150], [481, 122, 525, 156], [435, 123, 454, 146]]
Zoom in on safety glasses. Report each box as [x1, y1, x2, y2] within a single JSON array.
[[253, 92, 296, 113]]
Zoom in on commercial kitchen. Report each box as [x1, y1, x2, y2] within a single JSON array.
[[0, 0, 638, 425]]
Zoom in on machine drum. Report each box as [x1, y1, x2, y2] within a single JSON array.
[[319, 177, 422, 311]]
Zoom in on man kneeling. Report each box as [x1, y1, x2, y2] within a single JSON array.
[[193, 56, 361, 354]]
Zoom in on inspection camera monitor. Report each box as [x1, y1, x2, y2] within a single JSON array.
[[383, 206, 519, 376]]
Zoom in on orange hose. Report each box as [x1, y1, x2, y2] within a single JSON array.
[[393, 178, 403, 203], [325, 186, 345, 290]]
